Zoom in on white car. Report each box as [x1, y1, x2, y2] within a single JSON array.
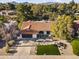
[[36, 39, 45, 42], [45, 39, 53, 42]]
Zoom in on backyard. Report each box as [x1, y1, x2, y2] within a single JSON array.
[[36, 45, 60, 55]]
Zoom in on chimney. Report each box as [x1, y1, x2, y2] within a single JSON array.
[[28, 20, 32, 29], [26, 20, 32, 31]]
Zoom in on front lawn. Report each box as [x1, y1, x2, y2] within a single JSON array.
[[36, 45, 60, 55]]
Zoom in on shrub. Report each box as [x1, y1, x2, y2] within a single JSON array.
[[3, 44, 10, 53], [8, 40, 15, 46], [71, 39, 79, 55]]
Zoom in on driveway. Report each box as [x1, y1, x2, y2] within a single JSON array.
[[14, 47, 32, 55], [14, 41, 36, 56]]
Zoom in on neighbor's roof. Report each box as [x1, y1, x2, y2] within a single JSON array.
[[0, 10, 16, 12], [74, 20, 79, 29], [21, 21, 51, 31], [74, 20, 79, 24]]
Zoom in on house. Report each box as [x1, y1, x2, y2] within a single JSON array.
[[75, 10, 79, 16], [20, 21, 52, 39], [73, 20, 79, 37], [0, 10, 16, 16]]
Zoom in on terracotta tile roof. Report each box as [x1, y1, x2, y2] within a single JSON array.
[[21, 21, 51, 31], [74, 20, 79, 24], [21, 30, 38, 34], [74, 20, 79, 30]]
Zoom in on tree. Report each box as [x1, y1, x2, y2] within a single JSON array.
[[31, 4, 44, 20], [31, 4, 42, 16], [3, 44, 10, 53], [49, 12, 58, 20], [0, 16, 9, 48], [57, 3, 66, 15], [0, 16, 5, 25], [24, 4, 33, 20], [0, 16, 5, 38], [0, 15, 18, 50], [51, 15, 73, 40], [7, 3, 15, 10], [16, 4, 26, 28]]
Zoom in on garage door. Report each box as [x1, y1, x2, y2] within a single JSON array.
[[22, 34, 32, 38]]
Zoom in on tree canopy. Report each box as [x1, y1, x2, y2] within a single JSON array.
[[51, 15, 73, 40], [0, 1, 79, 20]]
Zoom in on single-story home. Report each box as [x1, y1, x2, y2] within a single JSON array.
[[20, 21, 52, 39], [73, 20, 79, 36]]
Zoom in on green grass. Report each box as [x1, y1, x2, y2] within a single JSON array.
[[36, 45, 60, 55]]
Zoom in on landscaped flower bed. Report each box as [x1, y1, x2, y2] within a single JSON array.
[[36, 45, 60, 55]]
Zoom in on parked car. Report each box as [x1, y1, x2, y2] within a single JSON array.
[[45, 39, 53, 42], [36, 39, 45, 42]]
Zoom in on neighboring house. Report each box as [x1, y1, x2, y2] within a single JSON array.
[[75, 10, 79, 16], [0, 10, 17, 18], [73, 20, 79, 37], [20, 21, 52, 39]]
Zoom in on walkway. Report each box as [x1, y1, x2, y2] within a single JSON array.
[[36, 40, 74, 55], [58, 40, 74, 55]]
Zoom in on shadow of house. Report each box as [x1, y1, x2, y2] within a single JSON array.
[[0, 39, 6, 48]]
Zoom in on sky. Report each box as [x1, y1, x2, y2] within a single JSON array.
[[0, 0, 79, 3]]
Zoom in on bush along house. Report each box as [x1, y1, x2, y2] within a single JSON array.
[[20, 21, 52, 40]]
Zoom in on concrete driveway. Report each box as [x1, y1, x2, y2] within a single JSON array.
[[14, 41, 36, 56], [14, 47, 32, 56]]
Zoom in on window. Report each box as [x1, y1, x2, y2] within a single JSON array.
[[37, 34, 48, 39], [22, 34, 32, 38], [47, 31, 50, 34], [2, 12, 6, 15], [39, 31, 43, 34], [8, 12, 16, 15]]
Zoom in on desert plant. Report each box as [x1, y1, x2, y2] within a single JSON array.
[[8, 40, 15, 46], [3, 44, 10, 53]]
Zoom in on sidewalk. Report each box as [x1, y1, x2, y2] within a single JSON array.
[[0, 55, 78, 59]]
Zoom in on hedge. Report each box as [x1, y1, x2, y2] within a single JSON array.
[[71, 39, 79, 55]]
